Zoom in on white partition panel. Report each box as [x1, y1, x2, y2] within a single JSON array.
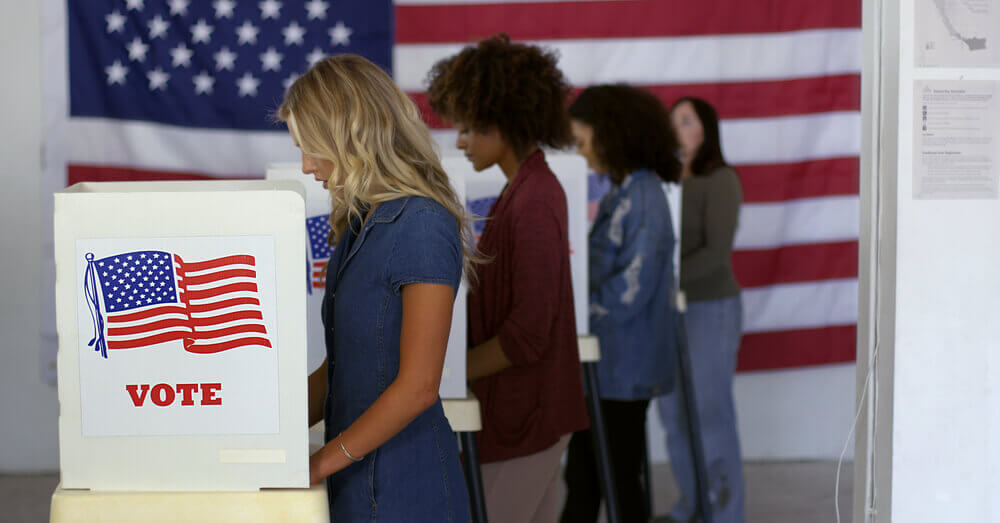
[[266, 164, 468, 399], [451, 153, 591, 335], [55, 180, 308, 491]]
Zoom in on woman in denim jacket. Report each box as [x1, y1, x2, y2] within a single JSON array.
[[561, 84, 681, 523]]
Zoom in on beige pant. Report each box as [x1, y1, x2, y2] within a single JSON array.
[[480, 434, 571, 523]]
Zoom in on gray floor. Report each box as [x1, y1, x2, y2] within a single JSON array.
[[0, 461, 853, 523]]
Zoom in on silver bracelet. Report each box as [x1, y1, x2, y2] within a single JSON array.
[[338, 433, 363, 463]]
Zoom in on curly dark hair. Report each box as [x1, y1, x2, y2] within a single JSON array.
[[425, 34, 572, 156], [568, 84, 681, 185]]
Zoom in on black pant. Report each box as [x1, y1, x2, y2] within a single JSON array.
[[561, 398, 651, 523]]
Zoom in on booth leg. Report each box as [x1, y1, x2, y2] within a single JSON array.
[[582, 361, 621, 523], [676, 314, 714, 523], [641, 430, 654, 519], [458, 431, 489, 523]]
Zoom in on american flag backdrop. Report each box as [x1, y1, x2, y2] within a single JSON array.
[[83, 250, 271, 357], [45, 0, 861, 371]]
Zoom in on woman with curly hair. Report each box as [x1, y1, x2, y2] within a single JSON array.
[[560, 84, 681, 523], [427, 34, 589, 523], [281, 54, 476, 522]]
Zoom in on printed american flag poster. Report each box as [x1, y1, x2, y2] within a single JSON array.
[[44, 0, 860, 377], [305, 214, 332, 293], [75, 236, 280, 437]]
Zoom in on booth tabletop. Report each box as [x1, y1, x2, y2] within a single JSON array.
[[50, 483, 329, 523]]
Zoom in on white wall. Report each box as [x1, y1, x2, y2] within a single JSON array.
[[0, 1, 855, 473], [648, 363, 857, 463], [0, 1, 60, 472], [886, 1, 1000, 520]]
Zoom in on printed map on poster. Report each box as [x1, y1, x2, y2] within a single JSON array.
[[917, 0, 1000, 67]]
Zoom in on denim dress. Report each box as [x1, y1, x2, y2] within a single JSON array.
[[321, 196, 470, 522]]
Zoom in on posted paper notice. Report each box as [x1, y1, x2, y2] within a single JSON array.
[[914, 80, 999, 199], [916, 0, 1000, 67]]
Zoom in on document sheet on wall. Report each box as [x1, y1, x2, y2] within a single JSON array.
[[914, 80, 999, 199]]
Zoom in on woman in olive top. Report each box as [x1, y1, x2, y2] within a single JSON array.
[[657, 97, 745, 523]]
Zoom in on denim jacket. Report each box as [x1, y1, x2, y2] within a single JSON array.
[[589, 169, 678, 400]]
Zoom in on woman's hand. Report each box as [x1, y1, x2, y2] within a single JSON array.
[[308, 434, 367, 485], [309, 445, 330, 486]]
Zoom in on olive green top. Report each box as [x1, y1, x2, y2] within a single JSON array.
[[680, 166, 743, 302]]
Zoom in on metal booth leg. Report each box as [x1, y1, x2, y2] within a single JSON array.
[[582, 361, 621, 523], [458, 431, 489, 523]]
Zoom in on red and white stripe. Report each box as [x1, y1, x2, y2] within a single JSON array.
[[55, 0, 860, 370], [312, 260, 327, 289], [175, 255, 272, 354], [106, 303, 191, 350]]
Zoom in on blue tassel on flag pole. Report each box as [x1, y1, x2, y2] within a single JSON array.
[[83, 253, 108, 359]]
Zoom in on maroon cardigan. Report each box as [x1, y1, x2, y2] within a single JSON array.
[[468, 150, 589, 463]]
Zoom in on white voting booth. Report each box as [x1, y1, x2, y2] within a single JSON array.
[[51, 180, 324, 521], [265, 164, 469, 399], [264, 154, 604, 398], [456, 154, 592, 335]]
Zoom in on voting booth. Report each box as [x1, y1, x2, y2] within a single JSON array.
[[53, 180, 310, 493], [458, 153, 593, 334], [265, 165, 469, 398]]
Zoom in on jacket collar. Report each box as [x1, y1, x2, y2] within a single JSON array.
[[370, 196, 409, 223], [620, 168, 652, 190], [335, 196, 411, 282], [499, 149, 546, 202]]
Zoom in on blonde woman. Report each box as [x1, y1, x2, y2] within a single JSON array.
[[279, 54, 475, 522]]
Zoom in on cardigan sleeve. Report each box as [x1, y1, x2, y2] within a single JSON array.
[[495, 198, 566, 367]]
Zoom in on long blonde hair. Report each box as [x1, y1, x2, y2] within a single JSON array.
[[278, 54, 481, 279]]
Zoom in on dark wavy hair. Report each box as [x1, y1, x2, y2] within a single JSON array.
[[425, 34, 573, 156], [671, 97, 728, 176], [568, 84, 680, 185]]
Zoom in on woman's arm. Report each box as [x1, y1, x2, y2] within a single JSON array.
[[467, 336, 512, 382], [467, 199, 565, 382], [308, 282, 454, 485], [307, 359, 327, 427]]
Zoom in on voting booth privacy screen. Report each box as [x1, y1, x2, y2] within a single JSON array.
[[268, 153, 596, 402], [455, 154, 593, 335], [265, 164, 471, 398], [55, 181, 309, 491]]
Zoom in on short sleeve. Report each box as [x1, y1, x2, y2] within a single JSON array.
[[388, 202, 463, 294]]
